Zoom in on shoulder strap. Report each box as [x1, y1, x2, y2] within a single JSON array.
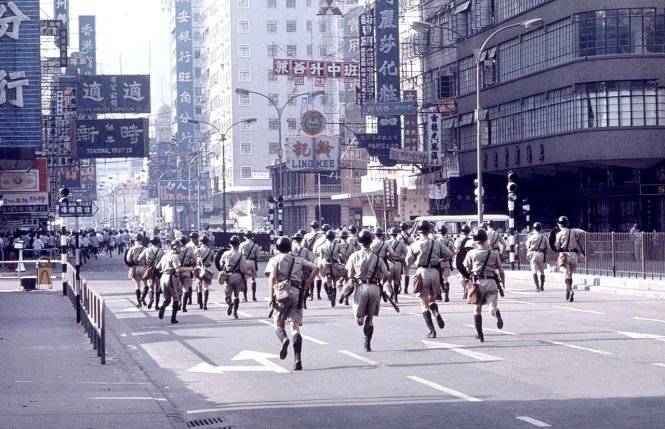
[[148, 250, 159, 267], [282, 256, 295, 280], [328, 242, 336, 262], [230, 253, 242, 273], [425, 240, 434, 265], [536, 235, 544, 250], [392, 240, 400, 251], [474, 250, 493, 275]]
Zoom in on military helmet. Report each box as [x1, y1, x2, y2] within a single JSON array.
[[416, 220, 431, 232], [388, 226, 399, 236], [244, 230, 254, 238], [326, 230, 336, 241], [170, 239, 182, 248], [348, 225, 358, 234], [461, 224, 471, 235], [357, 230, 373, 246], [297, 228, 307, 237], [472, 228, 488, 242], [135, 234, 143, 242], [229, 235, 241, 246], [557, 216, 569, 227], [340, 229, 350, 238], [201, 235, 210, 244], [276, 236, 292, 253], [399, 222, 409, 231], [310, 221, 320, 229], [189, 232, 199, 239], [488, 220, 496, 228], [374, 227, 385, 236], [150, 237, 161, 246], [292, 232, 303, 241], [533, 222, 542, 231], [321, 223, 331, 232], [180, 236, 190, 245], [479, 222, 488, 230], [438, 225, 448, 235]]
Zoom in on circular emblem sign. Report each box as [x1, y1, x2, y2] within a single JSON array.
[[300, 110, 326, 136]]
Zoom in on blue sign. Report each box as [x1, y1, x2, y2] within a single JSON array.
[[53, 0, 69, 49], [364, 101, 417, 116], [374, 0, 401, 161], [0, 0, 41, 149], [159, 180, 208, 205], [75, 118, 149, 158], [77, 75, 151, 114], [174, 0, 194, 149], [58, 200, 97, 217], [78, 15, 96, 75], [356, 132, 400, 157]]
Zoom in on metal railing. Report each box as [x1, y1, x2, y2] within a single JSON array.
[[515, 232, 665, 280]]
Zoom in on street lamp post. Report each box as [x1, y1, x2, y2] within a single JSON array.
[[412, 18, 543, 224], [187, 117, 257, 233]]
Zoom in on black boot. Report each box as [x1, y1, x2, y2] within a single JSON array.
[[155, 290, 161, 312], [429, 302, 445, 329], [198, 291, 203, 309], [135, 289, 143, 307], [363, 321, 374, 352], [203, 290, 209, 310], [242, 282, 248, 302], [463, 283, 468, 300], [171, 305, 179, 324], [276, 327, 289, 360], [293, 333, 303, 370], [316, 279, 322, 300], [188, 291, 193, 305], [423, 311, 436, 338], [495, 309, 504, 329], [226, 296, 233, 316], [182, 291, 189, 312], [443, 282, 450, 302], [233, 298, 240, 319], [141, 286, 149, 306], [540, 274, 545, 291], [474, 314, 484, 342], [331, 287, 337, 307], [533, 273, 540, 292], [147, 289, 154, 309], [158, 297, 171, 320], [251, 281, 257, 301], [404, 275, 409, 294], [565, 278, 574, 302]]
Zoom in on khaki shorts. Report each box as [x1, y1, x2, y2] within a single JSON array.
[[352, 283, 381, 319], [160, 274, 182, 301], [272, 286, 303, 325], [529, 251, 546, 272], [416, 267, 441, 299]]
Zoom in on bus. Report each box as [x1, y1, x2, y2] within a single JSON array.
[[410, 214, 510, 237]]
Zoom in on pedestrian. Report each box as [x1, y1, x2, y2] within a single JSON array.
[[525, 222, 548, 291], [239, 231, 261, 302], [126, 235, 147, 307], [138, 236, 164, 310], [462, 228, 505, 342], [629, 223, 641, 261], [346, 229, 390, 352], [554, 216, 587, 302], [405, 220, 453, 338], [436, 225, 455, 302], [185, 232, 200, 306], [195, 235, 215, 310], [219, 235, 251, 319], [266, 237, 319, 370], [157, 240, 193, 324]]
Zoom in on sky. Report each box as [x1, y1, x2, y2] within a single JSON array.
[[50, 0, 173, 111]]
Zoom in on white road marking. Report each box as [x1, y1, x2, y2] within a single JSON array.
[[516, 416, 551, 427], [616, 331, 665, 342], [407, 376, 481, 402], [544, 340, 613, 355], [237, 310, 253, 318], [258, 319, 273, 327], [117, 307, 143, 313], [510, 291, 538, 295], [422, 340, 504, 362], [131, 331, 169, 336], [631, 317, 665, 324], [188, 350, 289, 374], [338, 350, 379, 366], [301, 334, 327, 345], [652, 363, 665, 368], [89, 397, 167, 401], [104, 299, 129, 303], [500, 298, 535, 305], [553, 306, 604, 315], [187, 408, 222, 414], [463, 324, 517, 335], [16, 381, 150, 385]]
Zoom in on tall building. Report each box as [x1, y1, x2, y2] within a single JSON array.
[[415, 0, 665, 232]]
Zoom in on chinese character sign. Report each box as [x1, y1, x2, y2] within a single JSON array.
[[357, 11, 375, 105], [175, 0, 194, 149], [383, 179, 397, 210], [78, 15, 96, 74], [403, 90, 419, 150], [74, 118, 148, 158], [76, 75, 150, 114], [0, 0, 41, 149], [272, 59, 359, 79], [285, 136, 340, 172], [159, 180, 208, 204], [427, 113, 441, 166]]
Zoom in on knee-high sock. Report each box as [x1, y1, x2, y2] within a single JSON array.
[[422, 311, 435, 334], [293, 333, 302, 363], [474, 314, 484, 341], [533, 273, 540, 290], [540, 274, 545, 290]]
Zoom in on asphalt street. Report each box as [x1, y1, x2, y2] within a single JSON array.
[[76, 254, 665, 428]]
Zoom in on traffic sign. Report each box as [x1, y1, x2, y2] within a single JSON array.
[[58, 200, 98, 217]]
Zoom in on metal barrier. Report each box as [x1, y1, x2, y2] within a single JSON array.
[[63, 262, 106, 364], [515, 232, 665, 280], [0, 248, 63, 278]]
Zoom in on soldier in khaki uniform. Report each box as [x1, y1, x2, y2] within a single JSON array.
[[463, 228, 505, 342], [406, 220, 453, 338], [194, 235, 215, 310], [157, 240, 194, 324], [525, 222, 548, 292], [486, 220, 508, 259], [386, 227, 408, 303], [455, 224, 475, 299], [137, 237, 164, 310], [126, 235, 146, 307], [178, 237, 196, 312], [397, 222, 413, 292], [346, 230, 390, 352], [437, 225, 455, 302], [303, 221, 324, 300], [554, 216, 587, 302], [336, 230, 356, 305], [239, 231, 261, 302], [347, 225, 361, 251], [220, 236, 250, 319], [315, 230, 342, 307], [266, 237, 319, 370], [290, 232, 314, 309]]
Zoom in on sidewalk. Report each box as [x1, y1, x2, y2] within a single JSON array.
[[0, 279, 183, 428]]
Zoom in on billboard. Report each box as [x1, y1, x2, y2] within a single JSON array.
[[159, 179, 208, 204], [0, 0, 41, 149], [78, 15, 96, 74], [272, 59, 359, 79], [285, 136, 340, 172], [76, 74, 150, 114], [174, 0, 194, 148], [74, 118, 148, 158]]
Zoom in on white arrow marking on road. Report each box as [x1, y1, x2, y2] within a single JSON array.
[[516, 416, 551, 427], [652, 363, 665, 368], [616, 331, 665, 342], [408, 376, 482, 402], [553, 306, 605, 315], [422, 340, 504, 362], [544, 340, 613, 355], [631, 317, 665, 324], [187, 350, 289, 374]]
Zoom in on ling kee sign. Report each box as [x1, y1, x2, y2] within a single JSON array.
[[285, 136, 340, 172], [75, 118, 148, 158]]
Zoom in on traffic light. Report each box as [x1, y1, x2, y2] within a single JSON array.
[[507, 171, 518, 202], [473, 178, 480, 205], [268, 195, 275, 204], [522, 198, 531, 227], [276, 195, 284, 215], [59, 187, 70, 203]]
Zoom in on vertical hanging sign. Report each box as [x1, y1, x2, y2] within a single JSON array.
[[403, 90, 418, 151], [427, 112, 441, 166], [357, 10, 374, 106], [375, 0, 401, 165], [78, 15, 96, 75], [174, 0, 194, 151]]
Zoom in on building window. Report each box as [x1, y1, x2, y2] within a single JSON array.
[[237, 0, 249, 8], [238, 20, 250, 33], [306, 44, 313, 56], [238, 44, 250, 57], [287, 44, 297, 57], [319, 45, 328, 56], [306, 0, 311, 6], [268, 69, 277, 81], [268, 93, 279, 105], [239, 118, 255, 130], [267, 21, 277, 33], [238, 94, 251, 106], [286, 0, 296, 7], [241, 166, 252, 179], [306, 20, 312, 32], [239, 68, 251, 82], [240, 142, 252, 155], [269, 118, 279, 129], [267, 44, 278, 56], [269, 142, 280, 154], [267, 0, 276, 7], [287, 118, 297, 129], [319, 21, 327, 33]]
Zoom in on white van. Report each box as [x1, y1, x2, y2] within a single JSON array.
[[410, 214, 510, 236]]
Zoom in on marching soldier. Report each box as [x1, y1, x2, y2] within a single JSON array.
[[239, 231, 261, 302], [315, 230, 342, 307], [303, 221, 324, 300], [126, 235, 147, 307], [406, 221, 453, 339], [346, 230, 390, 352], [347, 225, 361, 250], [437, 225, 455, 302], [386, 227, 408, 303], [195, 235, 215, 310], [336, 230, 355, 305], [291, 232, 314, 308], [179, 236, 196, 312], [137, 236, 164, 310], [397, 222, 413, 292], [219, 235, 251, 319], [455, 224, 475, 299], [554, 216, 587, 302], [486, 220, 508, 260], [157, 240, 194, 324], [525, 222, 548, 291], [266, 237, 319, 370], [187, 232, 200, 305], [463, 228, 505, 342]]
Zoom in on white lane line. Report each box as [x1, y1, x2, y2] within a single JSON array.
[[187, 408, 221, 414], [422, 340, 503, 362], [500, 298, 535, 305], [257, 319, 273, 327], [131, 331, 169, 336], [463, 324, 517, 335], [407, 376, 481, 402], [301, 334, 327, 345], [338, 350, 379, 366], [632, 317, 665, 324], [89, 397, 167, 401], [510, 291, 538, 295], [616, 331, 665, 342], [516, 416, 551, 427], [553, 306, 604, 315], [653, 363, 665, 368], [545, 340, 613, 355]]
